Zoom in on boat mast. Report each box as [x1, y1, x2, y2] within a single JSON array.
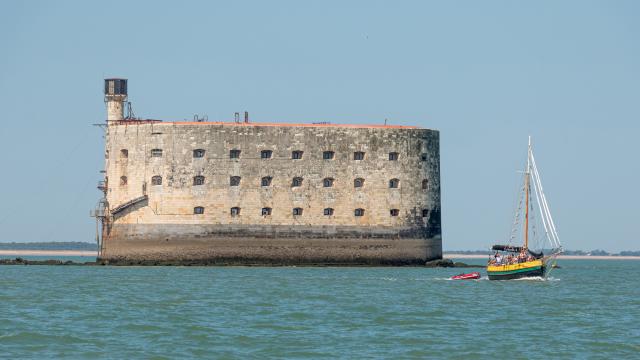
[[524, 136, 531, 250]]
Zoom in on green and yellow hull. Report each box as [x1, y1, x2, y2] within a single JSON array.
[[487, 259, 545, 280]]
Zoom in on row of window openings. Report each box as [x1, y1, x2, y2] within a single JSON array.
[[194, 207, 430, 217], [118, 149, 427, 161], [137, 176, 428, 189]]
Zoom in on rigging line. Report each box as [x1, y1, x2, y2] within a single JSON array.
[[509, 184, 524, 244], [509, 167, 526, 244], [530, 153, 557, 246], [534, 174, 559, 250], [510, 157, 527, 239], [530, 202, 541, 248], [531, 154, 557, 239], [545, 252, 561, 277], [531, 154, 561, 248], [536, 179, 559, 249], [532, 169, 553, 248], [527, 142, 554, 251]]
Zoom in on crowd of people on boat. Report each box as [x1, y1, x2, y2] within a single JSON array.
[[488, 249, 535, 266]]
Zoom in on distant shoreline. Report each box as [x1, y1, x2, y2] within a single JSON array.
[[445, 253, 640, 260], [0, 250, 97, 257], [1, 250, 639, 260]]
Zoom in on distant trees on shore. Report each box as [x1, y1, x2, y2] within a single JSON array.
[[0, 242, 638, 256], [0, 242, 97, 251], [444, 249, 640, 257]]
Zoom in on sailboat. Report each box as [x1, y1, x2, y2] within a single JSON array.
[[487, 137, 563, 280]]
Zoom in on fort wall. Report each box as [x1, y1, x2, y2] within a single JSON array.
[[100, 122, 441, 265]]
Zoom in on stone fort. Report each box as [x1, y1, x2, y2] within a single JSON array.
[[94, 79, 442, 265]]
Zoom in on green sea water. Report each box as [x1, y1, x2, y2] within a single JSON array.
[[1, 259, 638, 359]]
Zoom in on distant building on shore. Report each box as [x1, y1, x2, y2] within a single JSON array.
[[92, 79, 441, 265]]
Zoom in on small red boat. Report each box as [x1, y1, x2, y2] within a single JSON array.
[[450, 272, 481, 280]]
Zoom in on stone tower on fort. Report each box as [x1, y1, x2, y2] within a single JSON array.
[[93, 79, 442, 265]]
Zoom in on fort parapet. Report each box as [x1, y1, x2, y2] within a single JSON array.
[[95, 79, 442, 265]]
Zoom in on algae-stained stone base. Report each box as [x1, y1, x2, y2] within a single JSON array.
[[101, 224, 442, 265]]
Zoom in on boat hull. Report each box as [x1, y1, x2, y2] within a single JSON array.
[[451, 272, 481, 280], [487, 260, 546, 280]]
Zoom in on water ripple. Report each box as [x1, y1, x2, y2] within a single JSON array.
[[0, 260, 638, 358]]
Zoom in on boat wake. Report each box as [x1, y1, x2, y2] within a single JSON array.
[[433, 276, 559, 282], [511, 276, 560, 282], [435, 277, 488, 281]]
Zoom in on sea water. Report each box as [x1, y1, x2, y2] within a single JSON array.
[[1, 259, 638, 359]]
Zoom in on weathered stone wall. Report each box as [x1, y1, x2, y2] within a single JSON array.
[[101, 122, 441, 265]]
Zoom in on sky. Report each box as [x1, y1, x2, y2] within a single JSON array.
[[0, 0, 638, 252]]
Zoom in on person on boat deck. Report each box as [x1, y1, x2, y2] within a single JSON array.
[[495, 253, 502, 264]]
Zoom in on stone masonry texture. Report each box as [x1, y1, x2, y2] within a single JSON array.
[[101, 122, 442, 265]]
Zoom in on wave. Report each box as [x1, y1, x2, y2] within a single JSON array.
[[431, 276, 558, 282], [434, 277, 487, 281], [511, 276, 560, 282]]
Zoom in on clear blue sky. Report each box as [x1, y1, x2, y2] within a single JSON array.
[[0, 1, 638, 251]]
